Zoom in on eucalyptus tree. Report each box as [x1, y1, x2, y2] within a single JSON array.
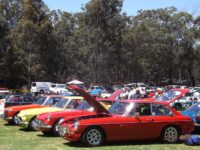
[[79, 0, 126, 84], [11, 0, 53, 88], [0, 0, 23, 87]]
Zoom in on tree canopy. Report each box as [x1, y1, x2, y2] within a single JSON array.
[[0, 0, 200, 88]]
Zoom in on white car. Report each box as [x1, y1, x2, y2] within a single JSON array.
[[49, 83, 68, 94]]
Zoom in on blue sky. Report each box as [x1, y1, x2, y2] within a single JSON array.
[[43, 0, 200, 16]]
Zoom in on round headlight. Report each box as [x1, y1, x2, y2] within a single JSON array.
[[74, 121, 79, 130], [47, 115, 51, 122]]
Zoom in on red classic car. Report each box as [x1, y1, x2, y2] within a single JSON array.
[[3, 95, 63, 124], [59, 86, 194, 147], [33, 91, 121, 136]]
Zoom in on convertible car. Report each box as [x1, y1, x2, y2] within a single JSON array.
[[59, 86, 194, 147], [4, 95, 63, 124], [16, 96, 84, 130], [34, 99, 115, 136]]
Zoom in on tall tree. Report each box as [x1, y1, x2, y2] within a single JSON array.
[[11, 0, 53, 89], [0, 0, 23, 87], [79, 0, 125, 84]]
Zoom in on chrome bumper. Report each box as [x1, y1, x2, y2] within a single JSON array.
[[33, 119, 52, 130], [58, 125, 68, 137]]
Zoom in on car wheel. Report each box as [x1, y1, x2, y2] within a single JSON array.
[[12, 113, 19, 125], [52, 121, 60, 136], [40, 90, 44, 94], [28, 117, 36, 130], [81, 127, 104, 147], [161, 126, 180, 143]]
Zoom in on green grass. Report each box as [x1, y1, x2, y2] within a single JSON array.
[[0, 120, 199, 150]]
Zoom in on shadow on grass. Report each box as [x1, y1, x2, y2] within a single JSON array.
[[19, 128, 37, 132], [64, 139, 184, 148], [37, 133, 60, 138], [3, 123, 17, 126]]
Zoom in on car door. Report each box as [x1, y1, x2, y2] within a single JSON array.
[[113, 103, 156, 140], [146, 103, 176, 138], [122, 103, 159, 140]]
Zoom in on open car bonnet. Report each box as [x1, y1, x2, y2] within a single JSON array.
[[108, 89, 124, 99], [155, 88, 189, 104], [68, 85, 110, 114]]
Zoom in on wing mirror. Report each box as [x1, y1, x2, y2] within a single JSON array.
[[134, 112, 140, 118], [169, 111, 174, 117]]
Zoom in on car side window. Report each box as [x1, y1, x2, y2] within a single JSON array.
[[66, 99, 81, 109], [24, 97, 34, 102], [45, 98, 54, 105], [151, 104, 172, 116], [135, 103, 151, 116]]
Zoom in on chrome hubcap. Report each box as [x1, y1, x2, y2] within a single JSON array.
[[164, 127, 178, 142], [87, 129, 102, 145]]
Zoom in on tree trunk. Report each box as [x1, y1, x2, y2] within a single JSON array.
[[187, 65, 195, 86]]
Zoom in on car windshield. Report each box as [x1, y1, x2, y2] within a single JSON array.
[[108, 102, 133, 115], [37, 96, 47, 105], [155, 91, 181, 102], [185, 103, 200, 112], [57, 85, 66, 88], [76, 101, 91, 110], [53, 98, 68, 108]]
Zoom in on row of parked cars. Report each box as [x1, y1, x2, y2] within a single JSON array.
[[2, 86, 200, 147]]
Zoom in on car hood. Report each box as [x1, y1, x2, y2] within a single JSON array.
[[18, 107, 64, 117], [37, 110, 96, 120], [69, 85, 110, 114], [5, 104, 43, 111], [108, 89, 124, 99], [181, 111, 198, 120], [155, 88, 189, 104]]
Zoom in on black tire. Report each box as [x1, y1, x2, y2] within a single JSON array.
[[12, 112, 19, 125], [52, 120, 60, 136], [81, 127, 104, 147], [161, 126, 180, 143], [40, 90, 44, 94], [28, 117, 36, 130]]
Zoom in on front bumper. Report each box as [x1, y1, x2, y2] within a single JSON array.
[[59, 125, 81, 141], [33, 119, 52, 131], [3, 112, 12, 121], [64, 133, 81, 142], [3, 116, 12, 121]]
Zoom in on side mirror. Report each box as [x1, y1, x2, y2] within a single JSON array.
[[169, 111, 174, 117], [134, 112, 140, 118]]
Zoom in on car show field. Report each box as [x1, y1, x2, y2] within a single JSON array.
[[0, 120, 199, 150]]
